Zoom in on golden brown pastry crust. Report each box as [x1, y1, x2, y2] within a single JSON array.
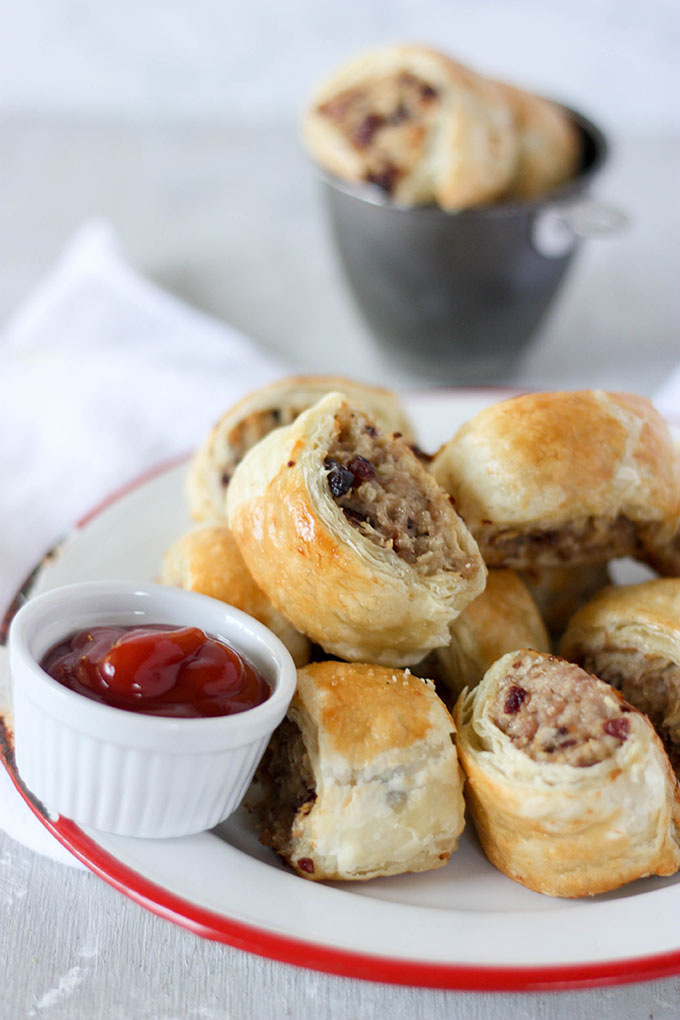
[[455, 649, 680, 897], [431, 390, 680, 568], [498, 83, 581, 200], [302, 44, 517, 210], [226, 392, 486, 665], [560, 578, 680, 770], [256, 661, 466, 880], [434, 570, 550, 706], [187, 375, 415, 521], [160, 522, 310, 666]]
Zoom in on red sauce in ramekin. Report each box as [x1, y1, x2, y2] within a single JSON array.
[[40, 624, 270, 718]]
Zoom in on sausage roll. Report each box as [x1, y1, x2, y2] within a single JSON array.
[[519, 563, 611, 641], [253, 661, 466, 881], [498, 83, 581, 200], [560, 579, 680, 773], [431, 390, 680, 569], [187, 375, 415, 520], [302, 44, 517, 209], [160, 523, 310, 667], [432, 569, 550, 707], [645, 534, 680, 577], [455, 649, 680, 897], [227, 392, 486, 665], [640, 442, 680, 576]]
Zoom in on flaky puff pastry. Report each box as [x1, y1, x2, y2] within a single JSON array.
[[227, 392, 486, 665], [254, 661, 465, 881], [455, 649, 680, 897], [498, 83, 581, 200], [160, 523, 310, 667], [187, 375, 415, 520], [560, 579, 680, 772], [432, 390, 680, 569], [433, 570, 550, 707], [302, 44, 517, 209]]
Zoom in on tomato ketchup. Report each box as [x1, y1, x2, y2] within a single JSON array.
[[41, 624, 270, 718]]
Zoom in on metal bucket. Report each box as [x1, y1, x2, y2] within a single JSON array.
[[319, 108, 626, 382]]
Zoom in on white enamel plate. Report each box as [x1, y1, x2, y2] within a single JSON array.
[[2, 389, 680, 990]]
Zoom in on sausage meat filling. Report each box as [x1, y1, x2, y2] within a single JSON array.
[[491, 652, 632, 767], [219, 405, 307, 488], [254, 718, 317, 855], [578, 646, 680, 771], [325, 407, 476, 577], [480, 515, 637, 568], [318, 72, 440, 195]]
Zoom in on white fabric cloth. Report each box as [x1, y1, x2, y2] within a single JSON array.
[[2, 221, 679, 868], [0, 221, 286, 865]]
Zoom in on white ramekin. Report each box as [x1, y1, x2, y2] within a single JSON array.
[[8, 580, 297, 838]]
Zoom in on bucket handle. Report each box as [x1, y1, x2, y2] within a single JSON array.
[[532, 197, 628, 258]]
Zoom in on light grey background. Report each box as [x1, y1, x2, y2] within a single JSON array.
[[1, 0, 678, 132], [2, 2, 680, 1017]]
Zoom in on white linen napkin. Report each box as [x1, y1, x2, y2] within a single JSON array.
[[0, 221, 286, 866]]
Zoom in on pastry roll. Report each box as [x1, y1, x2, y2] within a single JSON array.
[[498, 83, 581, 200], [455, 649, 680, 897], [432, 569, 550, 707], [254, 661, 466, 880], [519, 563, 611, 640], [560, 579, 680, 772], [188, 374, 415, 520], [431, 390, 680, 569], [640, 442, 680, 576], [227, 392, 486, 665], [302, 44, 517, 209], [644, 531, 680, 577], [160, 523, 310, 667]]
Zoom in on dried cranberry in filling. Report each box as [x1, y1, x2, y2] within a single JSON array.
[[347, 455, 376, 484], [354, 113, 384, 148], [603, 717, 630, 741], [504, 685, 528, 715], [324, 457, 354, 497]]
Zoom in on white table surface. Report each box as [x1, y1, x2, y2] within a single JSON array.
[[2, 113, 680, 1019]]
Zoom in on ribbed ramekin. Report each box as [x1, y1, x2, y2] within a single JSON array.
[[8, 580, 297, 837]]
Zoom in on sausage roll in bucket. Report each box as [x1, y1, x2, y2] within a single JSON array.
[[227, 392, 486, 665], [498, 83, 581, 200], [253, 661, 466, 880], [302, 43, 517, 209], [455, 649, 680, 897]]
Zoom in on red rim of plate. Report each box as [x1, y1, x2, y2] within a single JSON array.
[[3, 386, 680, 992]]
